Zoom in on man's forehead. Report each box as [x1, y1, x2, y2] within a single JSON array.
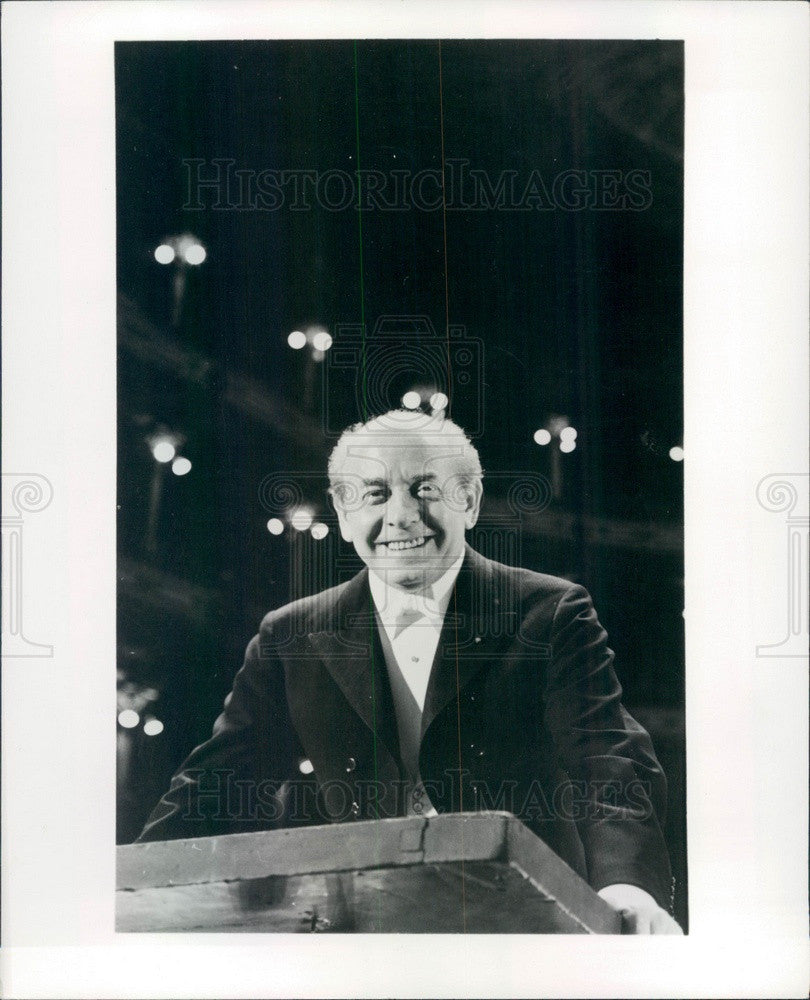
[[338, 438, 466, 478]]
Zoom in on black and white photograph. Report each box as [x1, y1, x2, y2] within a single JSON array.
[[114, 39, 686, 935], [2, 2, 808, 997]]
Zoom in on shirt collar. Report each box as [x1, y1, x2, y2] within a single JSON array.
[[369, 551, 464, 625]]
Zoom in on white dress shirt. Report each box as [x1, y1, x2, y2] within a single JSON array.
[[369, 552, 464, 711], [368, 553, 464, 817]]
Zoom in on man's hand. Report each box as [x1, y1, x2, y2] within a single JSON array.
[[597, 883, 683, 934]]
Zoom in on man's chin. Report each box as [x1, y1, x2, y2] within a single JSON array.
[[367, 549, 448, 591]]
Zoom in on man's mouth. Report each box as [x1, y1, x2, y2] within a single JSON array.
[[377, 535, 434, 552]]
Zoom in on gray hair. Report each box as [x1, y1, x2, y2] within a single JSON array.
[[327, 409, 483, 506]]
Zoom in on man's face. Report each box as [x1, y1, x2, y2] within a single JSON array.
[[332, 435, 482, 592]]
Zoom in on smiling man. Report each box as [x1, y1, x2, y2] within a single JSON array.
[[139, 409, 681, 933]]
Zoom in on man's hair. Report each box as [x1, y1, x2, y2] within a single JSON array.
[[327, 410, 483, 506]]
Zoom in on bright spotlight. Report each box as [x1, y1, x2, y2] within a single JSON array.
[[298, 758, 315, 775], [183, 242, 206, 265], [287, 330, 307, 350], [171, 457, 192, 476], [290, 509, 313, 532], [560, 426, 578, 442], [430, 392, 449, 411], [402, 391, 421, 410], [669, 446, 684, 462], [266, 518, 284, 535], [311, 522, 329, 540], [312, 331, 333, 352], [154, 244, 175, 265], [143, 718, 164, 737], [559, 440, 576, 454], [152, 439, 176, 463], [533, 429, 552, 446], [118, 709, 140, 729]]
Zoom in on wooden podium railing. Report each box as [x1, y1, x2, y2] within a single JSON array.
[[116, 812, 622, 933]]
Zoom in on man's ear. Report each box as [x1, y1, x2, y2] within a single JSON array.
[[464, 478, 483, 530], [329, 488, 354, 542], [336, 505, 354, 542]]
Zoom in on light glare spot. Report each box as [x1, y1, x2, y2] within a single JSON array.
[[311, 522, 329, 540], [430, 392, 449, 411], [559, 439, 576, 453], [287, 330, 307, 349], [171, 457, 192, 476], [533, 429, 552, 446], [312, 331, 333, 352], [291, 509, 313, 532], [154, 244, 175, 264], [183, 243, 206, 265], [143, 718, 164, 737], [560, 426, 578, 442], [299, 758, 314, 775], [266, 518, 284, 535], [152, 440, 176, 463], [118, 709, 140, 729], [402, 391, 421, 410], [669, 446, 684, 462]]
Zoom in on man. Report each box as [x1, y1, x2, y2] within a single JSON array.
[[139, 410, 681, 933]]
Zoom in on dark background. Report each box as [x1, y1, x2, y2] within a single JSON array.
[[115, 40, 685, 926]]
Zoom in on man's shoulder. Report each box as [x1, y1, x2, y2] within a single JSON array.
[[472, 549, 583, 602], [257, 574, 362, 635]]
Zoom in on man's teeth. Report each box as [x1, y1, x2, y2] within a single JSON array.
[[385, 536, 429, 551]]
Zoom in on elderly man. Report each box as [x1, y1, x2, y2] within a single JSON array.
[[139, 410, 681, 933]]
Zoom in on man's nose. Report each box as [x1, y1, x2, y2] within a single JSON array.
[[385, 488, 421, 527]]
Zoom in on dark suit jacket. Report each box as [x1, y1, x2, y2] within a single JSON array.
[[139, 544, 673, 909]]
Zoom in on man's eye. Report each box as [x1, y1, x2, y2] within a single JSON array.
[[363, 489, 387, 503], [416, 483, 439, 497]]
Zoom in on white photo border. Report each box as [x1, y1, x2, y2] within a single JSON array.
[[2, 1, 808, 997]]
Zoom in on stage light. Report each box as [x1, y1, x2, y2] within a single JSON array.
[[560, 426, 578, 442], [533, 429, 551, 446], [143, 718, 164, 737], [312, 330, 333, 352], [154, 244, 175, 265], [118, 709, 140, 729], [152, 439, 176, 463], [311, 522, 329, 540], [299, 758, 315, 775], [287, 330, 307, 350], [560, 439, 576, 454], [182, 242, 206, 265], [266, 518, 284, 535], [171, 457, 192, 476], [430, 392, 449, 411], [669, 446, 684, 462], [402, 391, 421, 410], [290, 508, 313, 532]]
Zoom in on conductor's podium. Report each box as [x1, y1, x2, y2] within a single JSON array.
[[116, 812, 622, 933]]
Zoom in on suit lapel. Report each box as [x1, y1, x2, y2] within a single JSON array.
[[421, 545, 505, 738], [306, 569, 401, 764]]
